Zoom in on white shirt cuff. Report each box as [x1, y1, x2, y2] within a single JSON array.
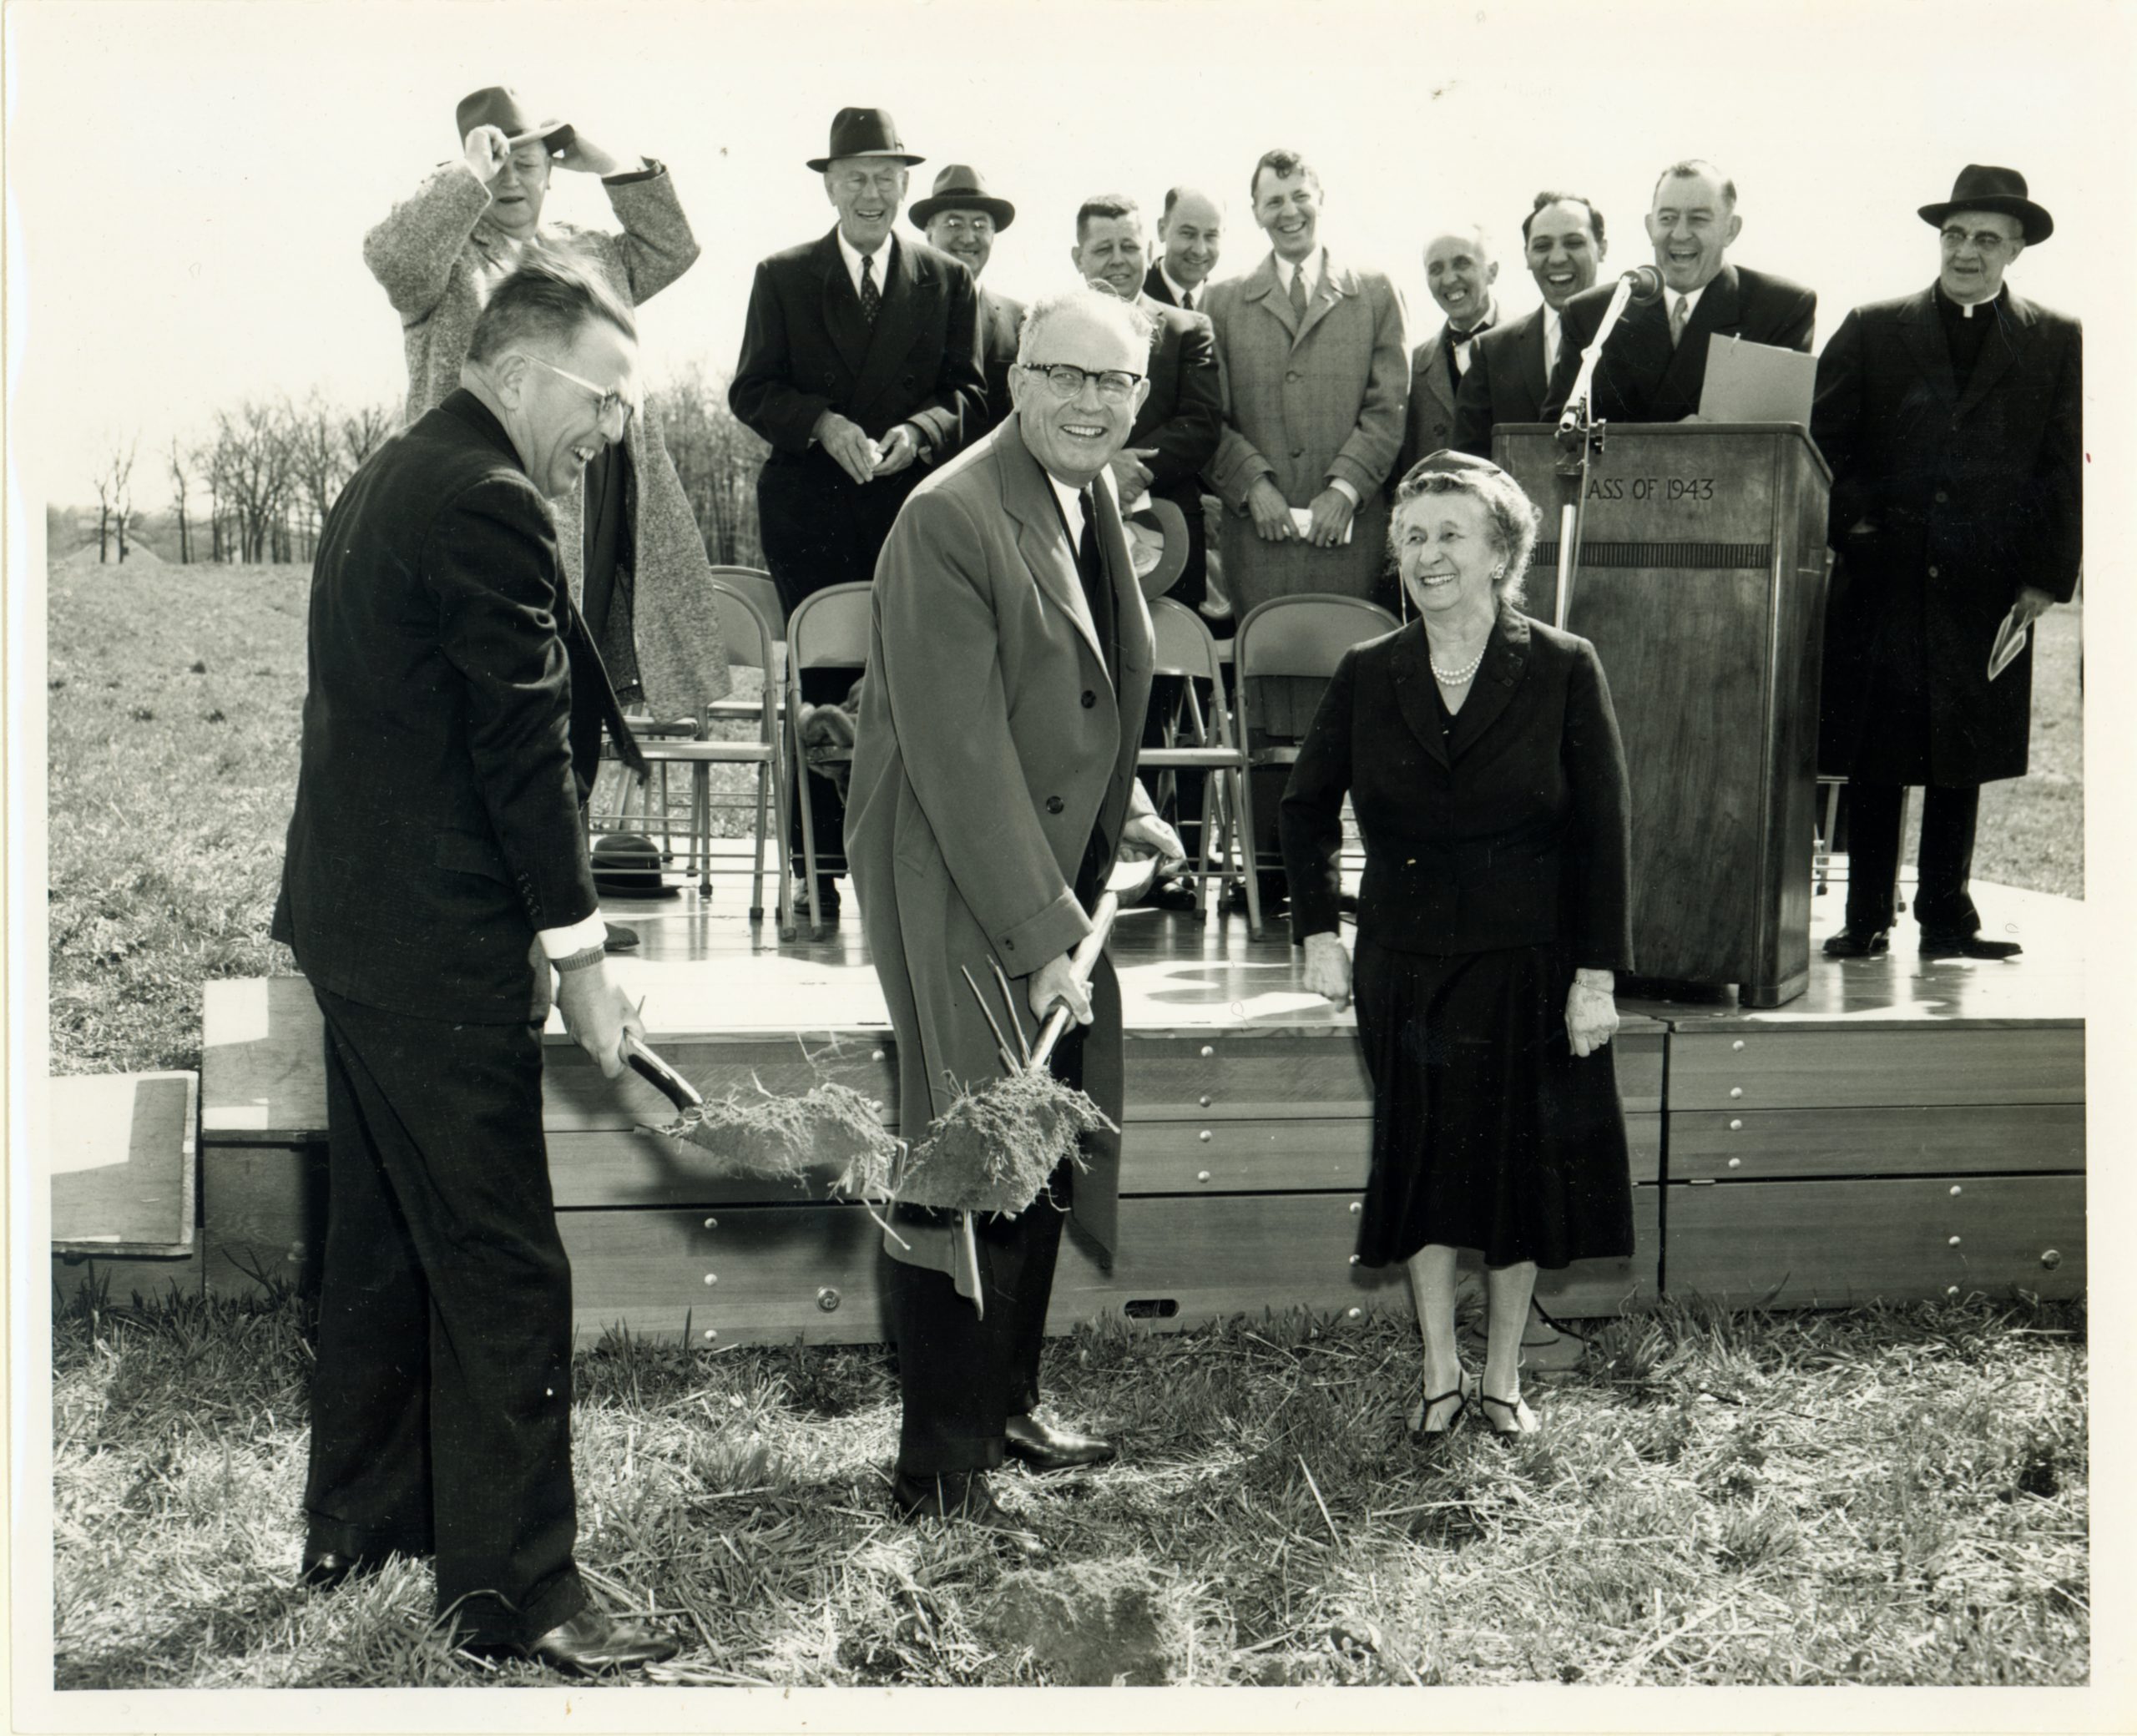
[[1327, 477, 1361, 507], [538, 911, 609, 961]]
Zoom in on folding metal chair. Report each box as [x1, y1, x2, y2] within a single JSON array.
[[784, 583, 874, 938], [1231, 593, 1401, 940], [603, 577, 793, 930], [1138, 598, 1251, 919]]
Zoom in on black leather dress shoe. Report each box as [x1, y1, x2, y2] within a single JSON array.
[[1921, 931, 2023, 961], [520, 1606, 682, 1673], [1003, 1410, 1117, 1471], [297, 1548, 392, 1592], [1822, 926, 1890, 958], [603, 922, 640, 953], [892, 1469, 1045, 1557], [1146, 880, 1201, 913]]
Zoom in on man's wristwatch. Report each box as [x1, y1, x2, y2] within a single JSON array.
[[553, 942, 606, 974]]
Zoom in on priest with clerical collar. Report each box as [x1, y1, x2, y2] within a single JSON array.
[[1812, 164, 2079, 966]]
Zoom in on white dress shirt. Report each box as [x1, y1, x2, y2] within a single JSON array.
[[1045, 472, 1104, 664], [1541, 304, 1564, 380], [1159, 261, 1201, 310], [836, 228, 894, 301]]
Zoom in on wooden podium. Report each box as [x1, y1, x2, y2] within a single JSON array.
[[1495, 424, 1831, 1008]]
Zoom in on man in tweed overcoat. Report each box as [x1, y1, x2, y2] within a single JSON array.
[[365, 87, 727, 723]]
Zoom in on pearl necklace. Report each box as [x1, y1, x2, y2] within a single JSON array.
[[1429, 646, 1487, 684]]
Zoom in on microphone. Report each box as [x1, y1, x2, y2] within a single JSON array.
[[1618, 265, 1664, 305]]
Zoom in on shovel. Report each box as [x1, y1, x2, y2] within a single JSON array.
[[938, 849, 1166, 1313]]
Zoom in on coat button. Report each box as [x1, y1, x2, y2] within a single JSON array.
[[1286, 371, 1301, 381], [1046, 795, 1063, 814], [1934, 490, 1949, 503], [1927, 565, 1940, 578], [1081, 690, 1096, 709]]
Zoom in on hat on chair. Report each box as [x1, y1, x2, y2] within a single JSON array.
[[455, 86, 573, 156], [807, 108, 924, 173], [1125, 497, 1190, 602], [908, 164, 1016, 230], [1918, 165, 2054, 245]]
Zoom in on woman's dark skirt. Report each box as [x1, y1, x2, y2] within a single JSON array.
[[1351, 935, 1634, 1270]]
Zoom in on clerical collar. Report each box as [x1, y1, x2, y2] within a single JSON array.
[[1937, 282, 2003, 319]]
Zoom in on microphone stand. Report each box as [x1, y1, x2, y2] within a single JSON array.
[[1551, 275, 1639, 630]]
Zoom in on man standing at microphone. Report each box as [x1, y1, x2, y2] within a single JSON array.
[[1542, 159, 1813, 424]]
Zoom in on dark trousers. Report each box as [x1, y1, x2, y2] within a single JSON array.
[[304, 985, 585, 1648], [1844, 782, 1983, 936], [882, 1026, 1086, 1476], [1137, 674, 1207, 865], [791, 666, 853, 884]]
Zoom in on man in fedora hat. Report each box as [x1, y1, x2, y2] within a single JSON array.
[[730, 107, 986, 919], [912, 164, 1024, 432], [1813, 165, 2081, 962], [365, 86, 726, 749]]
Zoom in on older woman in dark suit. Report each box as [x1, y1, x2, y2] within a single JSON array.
[[1279, 451, 1634, 1440]]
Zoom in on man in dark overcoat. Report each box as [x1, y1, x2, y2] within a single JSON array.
[[1814, 165, 2081, 959], [845, 285, 1181, 1552], [730, 107, 987, 916], [273, 260, 678, 1671]]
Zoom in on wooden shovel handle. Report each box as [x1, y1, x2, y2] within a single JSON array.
[[1028, 889, 1124, 1073]]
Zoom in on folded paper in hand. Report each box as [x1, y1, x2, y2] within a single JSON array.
[[1290, 507, 1352, 545], [1987, 608, 2029, 682], [1698, 335, 1816, 425]]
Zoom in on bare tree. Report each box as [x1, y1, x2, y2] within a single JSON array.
[[88, 434, 139, 563], [341, 403, 392, 473], [166, 435, 193, 563], [212, 400, 295, 563], [649, 362, 768, 569]]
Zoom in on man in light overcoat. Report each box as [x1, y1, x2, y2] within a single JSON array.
[[845, 285, 1180, 1552]]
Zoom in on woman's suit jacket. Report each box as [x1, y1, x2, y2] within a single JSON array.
[[1279, 607, 1634, 971], [364, 160, 728, 720]]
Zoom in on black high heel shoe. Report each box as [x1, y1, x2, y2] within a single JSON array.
[[1407, 1370, 1478, 1444], [1478, 1390, 1541, 1437]]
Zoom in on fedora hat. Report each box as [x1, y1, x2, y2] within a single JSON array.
[[806, 107, 924, 173], [455, 85, 573, 156], [1918, 164, 2054, 245], [908, 164, 1017, 231], [1125, 496, 1191, 602], [590, 831, 677, 901]]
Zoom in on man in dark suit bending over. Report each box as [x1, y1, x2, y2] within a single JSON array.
[[1543, 159, 1814, 424], [273, 260, 678, 1673], [1454, 191, 1609, 456]]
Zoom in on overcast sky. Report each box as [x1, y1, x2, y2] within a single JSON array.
[[5, 0, 2126, 517]]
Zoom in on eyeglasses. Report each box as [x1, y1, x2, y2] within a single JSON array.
[[519, 353, 635, 431], [1940, 226, 2021, 253], [1018, 362, 1145, 404]]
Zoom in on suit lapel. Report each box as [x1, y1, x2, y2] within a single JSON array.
[[1388, 622, 1450, 767], [1444, 604, 1529, 760], [1421, 325, 1458, 423], [1518, 307, 1549, 408], [1956, 290, 2036, 420], [1001, 417, 1111, 678], [816, 230, 871, 380], [1898, 285, 1957, 406], [1143, 263, 1178, 307], [1245, 255, 1298, 344], [851, 236, 920, 416]]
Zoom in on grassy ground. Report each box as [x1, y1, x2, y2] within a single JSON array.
[[43, 561, 2092, 1688], [52, 1284, 2086, 1688]]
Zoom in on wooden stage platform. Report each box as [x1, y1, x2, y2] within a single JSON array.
[[127, 867, 2085, 1348]]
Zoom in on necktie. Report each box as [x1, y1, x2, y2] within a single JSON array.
[[1287, 265, 1309, 324], [1670, 295, 1690, 349], [860, 252, 880, 325], [1180, 289, 1194, 312], [1074, 487, 1109, 668]]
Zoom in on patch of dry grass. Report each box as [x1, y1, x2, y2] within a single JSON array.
[[53, 1284, 2086, 1688]]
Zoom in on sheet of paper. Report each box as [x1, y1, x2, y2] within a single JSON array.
[[1289, 507, 1352, 545], [1698, 333, 1816, 425]]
